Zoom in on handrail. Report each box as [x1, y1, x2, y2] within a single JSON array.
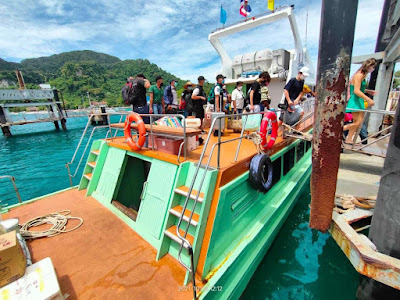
[[66, 112, 187, 187], [174, 111, 278, 291], [0, 175, 22, 203], [346, 108, 394, 157], [66, 112, 129, 186]]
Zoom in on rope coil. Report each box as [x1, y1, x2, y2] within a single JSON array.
[[20, 210, 83, 240]]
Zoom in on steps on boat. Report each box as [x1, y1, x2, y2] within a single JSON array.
[[78, 140, 109, 196], [157, 162, 218, 285]]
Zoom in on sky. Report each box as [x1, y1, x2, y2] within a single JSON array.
[[0, 0, 396, 82]]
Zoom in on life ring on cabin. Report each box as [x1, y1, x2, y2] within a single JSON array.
[[248, 153, 274, 193], [124, 113, 146, 151], [259, 111, 278, 150]]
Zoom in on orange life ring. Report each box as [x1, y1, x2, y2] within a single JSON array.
[[260, 111, 278, 150], [124, 113, 146, 151]]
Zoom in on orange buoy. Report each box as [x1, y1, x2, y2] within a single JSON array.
[[124, 113, 146, 151], [260, 111, 278, 150]]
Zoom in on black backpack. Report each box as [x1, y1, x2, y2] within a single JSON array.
[[183, 90, 194, 111], [245, 86, 252, 106], [122, 78, 142, 105]]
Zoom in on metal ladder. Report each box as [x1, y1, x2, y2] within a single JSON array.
[[66, 113, 126, 186]]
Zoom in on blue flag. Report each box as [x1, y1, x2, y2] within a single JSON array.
[[220, 5, 227, 24]]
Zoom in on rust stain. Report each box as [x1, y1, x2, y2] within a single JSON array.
[[310, 53, 350, 232], [330, 220, 400, 290]]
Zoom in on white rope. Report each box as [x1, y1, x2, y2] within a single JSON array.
[[20, 210, 83, 240], [251, 132, 265, 154]]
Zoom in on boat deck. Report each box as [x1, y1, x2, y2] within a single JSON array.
[[3, 189, 195, 299]]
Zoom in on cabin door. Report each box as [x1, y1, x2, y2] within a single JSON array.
[[137, 160, 177, 240]]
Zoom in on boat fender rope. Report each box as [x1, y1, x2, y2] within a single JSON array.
[[248, 153, 274, 193], [124, 113, 146, 151]]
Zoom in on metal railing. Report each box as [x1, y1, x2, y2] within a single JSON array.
[[66, 112, 128, 186], [0, 175, 22, 203], [174, 110, 282, 294], [345, 108, 395, 157], [66, 112, 188, 186]]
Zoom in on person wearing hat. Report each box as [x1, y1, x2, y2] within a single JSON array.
[[149, 76, 165, 115], [279, 66, 310, 126], [180, 81, 194, 117], [191, 76, 207, 131], [283, 66, 310, 115], [164, 79, 179, 114]]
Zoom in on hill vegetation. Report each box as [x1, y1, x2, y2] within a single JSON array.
[[0, 50, 211, 109]]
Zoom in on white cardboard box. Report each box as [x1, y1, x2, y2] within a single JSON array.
[[0, 257, 63, 300]]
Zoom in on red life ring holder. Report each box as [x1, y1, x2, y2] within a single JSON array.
[[124, 113, 146, 151], [260, 111, 278, 150]]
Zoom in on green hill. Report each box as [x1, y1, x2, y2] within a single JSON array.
[[0, 50, 188, 108]]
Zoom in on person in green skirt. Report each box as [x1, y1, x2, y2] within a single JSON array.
[[343, 58, 377, 145]]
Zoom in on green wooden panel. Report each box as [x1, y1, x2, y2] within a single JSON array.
[[201, 145, 311, 278], [137, 160, 177, 240], [87, 141, 109, 196], [93, 147, 126, 204]]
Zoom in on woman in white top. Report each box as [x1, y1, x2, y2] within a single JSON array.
[[231, 81, 245, 113]]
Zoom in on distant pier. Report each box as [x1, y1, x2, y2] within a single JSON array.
[[0, 89, 67, 136]]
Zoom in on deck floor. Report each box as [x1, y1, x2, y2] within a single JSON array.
[[4, 189, 192, 300]]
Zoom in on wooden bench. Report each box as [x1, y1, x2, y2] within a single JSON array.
[[110, 123, 202, 137]]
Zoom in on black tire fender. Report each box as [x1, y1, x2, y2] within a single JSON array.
[[248, 153, 274, 193]]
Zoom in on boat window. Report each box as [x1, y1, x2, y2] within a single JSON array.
[[271, 157, 282, 187], [283, 147, 295, 176], [112, 156, 151, 221], [296, 141, 305, 162], [305, 140, 312, 152]]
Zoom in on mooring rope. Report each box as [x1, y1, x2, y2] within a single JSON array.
[[20, 210, 83, 240]]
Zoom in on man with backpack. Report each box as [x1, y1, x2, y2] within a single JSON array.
[[164, 79, 179, 114], [122, 74, 151, 123], [191, 76, 207, 131], [212, 74, 225, 112], [180, 81, 193, 117], [249, 71, 271, 113]]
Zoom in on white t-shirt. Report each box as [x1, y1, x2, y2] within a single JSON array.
[[171, 87, 178, 106], [214, 85, 221, 96], [192, 87, 200, 96], [231, 88, 245, 109]]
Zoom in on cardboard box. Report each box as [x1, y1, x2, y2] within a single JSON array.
[[0, 231, 26, 288], [0, 257, 63, 300]]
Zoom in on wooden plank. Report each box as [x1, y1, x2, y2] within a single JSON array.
[[175, 186, 204, 202], [170, 205, 200, 226], [112, 200, 138, 221], [165, 225, 195, 247], [110, 123, 201, 136]]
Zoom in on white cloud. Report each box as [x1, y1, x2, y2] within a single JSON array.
[[0, 0, 388, 82]]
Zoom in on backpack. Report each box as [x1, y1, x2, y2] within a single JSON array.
[[208, 84, 222, 104], [182, 90, 193, 111], [121, 78, 142, 105], [245, 86, 252, 106]]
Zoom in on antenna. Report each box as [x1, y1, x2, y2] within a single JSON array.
[[305, 0, 309, 49]]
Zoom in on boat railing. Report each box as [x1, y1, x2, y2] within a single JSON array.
[[66, 112, 130, 186], [174, 110, 282, 291], [344, 108, 396, 157], [0, 175, 22, 204], [66, 112, 188, 186]]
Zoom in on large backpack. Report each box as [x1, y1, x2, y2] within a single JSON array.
[[182, 90, 193, 111], [121, 78, 142, 106]]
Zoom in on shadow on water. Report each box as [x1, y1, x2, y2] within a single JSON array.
[[240, 186, 360, 300]]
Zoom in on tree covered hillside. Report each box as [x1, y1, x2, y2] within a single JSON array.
[[0, 50, 189, 108]]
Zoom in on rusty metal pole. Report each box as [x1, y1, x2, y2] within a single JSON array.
[[309, 0, 358, 232]]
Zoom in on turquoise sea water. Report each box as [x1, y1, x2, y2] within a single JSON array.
[[0, 117, 359, 298]]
